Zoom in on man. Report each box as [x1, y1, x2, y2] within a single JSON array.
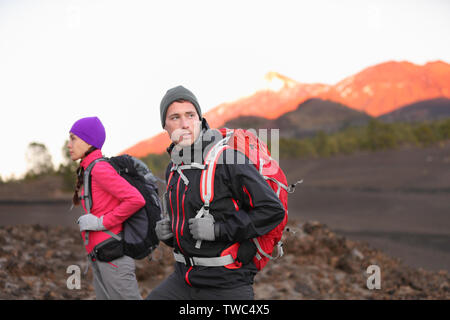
[[146, 85, 285, 300]]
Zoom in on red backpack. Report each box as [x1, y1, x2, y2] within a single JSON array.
[[195, 128, 301, 270]]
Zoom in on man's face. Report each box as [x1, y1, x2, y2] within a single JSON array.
[[164, 101, 201, 147]]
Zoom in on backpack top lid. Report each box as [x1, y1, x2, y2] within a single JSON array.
[[218, 128, 270, 165], [217, 127, 287, 185]]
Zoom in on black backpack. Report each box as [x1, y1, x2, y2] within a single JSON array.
[[83, 154, 162, 260]]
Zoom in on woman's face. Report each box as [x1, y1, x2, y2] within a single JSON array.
[[68, 133, 91, 161]]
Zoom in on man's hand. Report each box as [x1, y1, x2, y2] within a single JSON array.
[[155, 218, 174, 241], [77, 214, 106, 232], [189, 216, 215, 241]]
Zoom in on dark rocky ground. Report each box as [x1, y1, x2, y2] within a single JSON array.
[[1, 143, 449, 299], [283, 142, 450, 273], [0, 220, 448, 300]]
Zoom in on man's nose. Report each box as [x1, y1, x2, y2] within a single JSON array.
[[180, 116, 189, 128]]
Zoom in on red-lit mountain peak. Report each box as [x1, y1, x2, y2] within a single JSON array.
[[319, 60, 450, 116], [121, 61, 450, 157]]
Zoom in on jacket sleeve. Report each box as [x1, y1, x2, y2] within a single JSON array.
[[92, 162, 146, 230], [215, 149, 285, 242]]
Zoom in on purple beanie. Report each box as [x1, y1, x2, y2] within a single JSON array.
[[70, 117, 106, 149]]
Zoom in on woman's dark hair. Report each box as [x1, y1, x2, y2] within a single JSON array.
[[72, 146, 98, 206]]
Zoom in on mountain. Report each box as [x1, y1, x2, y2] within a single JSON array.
[[224, 98, 373, 138], [203, 72, 330, 128], [123, 73, 330, 155], [378, 98, 450, 123], [122, 131, 169, 158], [320, 60, 450, 117], [121, 60, 450, 157]]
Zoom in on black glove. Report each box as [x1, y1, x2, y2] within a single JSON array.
[[236, 239, 257, 265]]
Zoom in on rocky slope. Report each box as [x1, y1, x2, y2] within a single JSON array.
[[1, 221, 448, 300]]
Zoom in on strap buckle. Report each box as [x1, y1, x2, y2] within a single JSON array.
[[287, 179, 303, 193], [183, 254, 195, 267]]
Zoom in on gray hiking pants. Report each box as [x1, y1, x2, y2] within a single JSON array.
[[90, 255, 142, 300], [146, 270, 254, 300]]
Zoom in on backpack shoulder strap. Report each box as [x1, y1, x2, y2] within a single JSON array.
[[170, 162, 206, 186], [200, 131, 233, 208], [81, 158, 106, 245], [82, 158, 122, 244], [194, 131, 233, 249], [83, 158, 107, 213]]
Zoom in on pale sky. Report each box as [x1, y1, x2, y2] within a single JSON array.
[[0, 0, 449, 179]]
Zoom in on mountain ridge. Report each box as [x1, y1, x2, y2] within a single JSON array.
[[122, 60, 450, 157]]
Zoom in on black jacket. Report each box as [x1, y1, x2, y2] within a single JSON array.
[[163, 119, 285, 289]]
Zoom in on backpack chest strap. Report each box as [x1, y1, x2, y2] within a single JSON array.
[[170, 162, 206, 186]]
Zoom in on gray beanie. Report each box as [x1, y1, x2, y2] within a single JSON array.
[[160, 85, 202, 128]]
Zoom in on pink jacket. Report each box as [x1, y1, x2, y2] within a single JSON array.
[[80, 150, 145, 254]]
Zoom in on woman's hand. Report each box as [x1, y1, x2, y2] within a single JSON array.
[[77, 214, 106, 231]]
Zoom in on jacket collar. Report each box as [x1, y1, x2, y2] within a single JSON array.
[[80, 149, 103, 169]]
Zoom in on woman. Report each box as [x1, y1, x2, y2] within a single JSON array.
[[68, 116, 145, 300]]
